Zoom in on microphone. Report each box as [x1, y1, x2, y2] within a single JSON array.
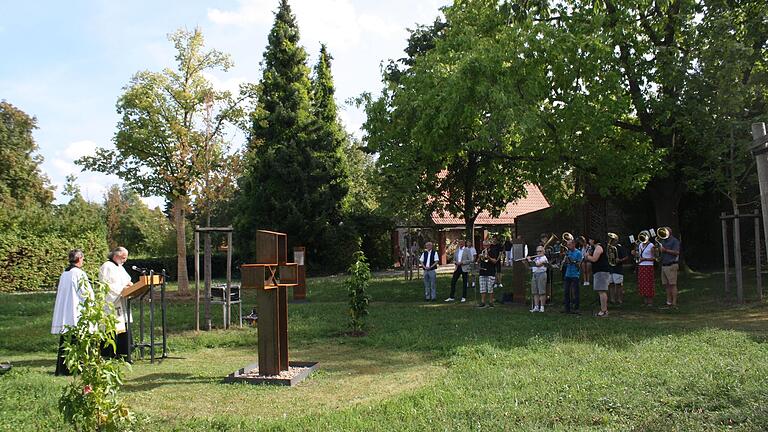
[[131, 265, 149, 274]]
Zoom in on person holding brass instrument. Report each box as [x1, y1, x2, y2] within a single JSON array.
[[446, 239, 471, 303], [657, 227, 681, 308], [633, 231, 656, 306], [561, 240, 582, 314], [525, 245, 549, 313], [420, 242, 440, 301], [476, 240, 499, 308], [607, 233, 629, 305], [585, 237, 610, 317], [579, 236, 593, 286]]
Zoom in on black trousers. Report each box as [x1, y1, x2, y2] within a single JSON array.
[[55, 335, 75, 376], [100, 332, 131, 361], [449, 268, 468, 299]]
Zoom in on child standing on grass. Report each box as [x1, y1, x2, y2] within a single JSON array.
[[527, 246, 548, 313]]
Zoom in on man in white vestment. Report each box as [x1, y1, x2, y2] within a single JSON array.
[[99, 247, 133, 360], [51, 249, 91, 376]]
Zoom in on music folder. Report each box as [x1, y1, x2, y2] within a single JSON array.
[[122, 275, 164, 299]]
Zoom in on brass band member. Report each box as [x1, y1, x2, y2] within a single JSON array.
[[476, 240, 499, 308], [658, 227, 681, 308], [562, 240, 583, 314], [608, 236, 630, 305], [585, 236, 610, 317], [526, 245, 549, 313], [634, 232, 655, 306]]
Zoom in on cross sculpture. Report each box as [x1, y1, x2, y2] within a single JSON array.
[[240, 230, 299, 376]]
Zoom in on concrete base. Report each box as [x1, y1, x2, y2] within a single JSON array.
[[223, 361, 318, 386]]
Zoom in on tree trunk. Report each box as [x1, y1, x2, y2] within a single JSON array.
[[173, 197, 190, 295], [648, 179, 691, 271]]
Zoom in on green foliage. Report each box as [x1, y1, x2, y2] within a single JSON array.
[[0, 230, 107, 292], [104, 185, 175, 256], [0, 100, 54, 205], [364, 4, 654, 237], [345, 251, 371, 333], [506, 0, 768, 228], [59, 279, 134, 431], [78, 27, 246, 294], [237, 2, 350, 271]]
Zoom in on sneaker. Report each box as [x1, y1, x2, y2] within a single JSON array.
[[445, 297, 455, 302], [477, 303, 486, 308], [460, 298, 466, 303], [583, 282, 590, 286], [539, 306, 545, 313], [529, 306, 539, 313]]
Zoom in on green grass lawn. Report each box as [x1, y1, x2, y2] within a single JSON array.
[[1, 270, 767, 431]]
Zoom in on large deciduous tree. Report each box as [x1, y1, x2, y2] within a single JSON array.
[[363, 3, 653, 241], [236, 0, 349, 268], [506, 0, 768, 236], [78, 28, 245, 294], [0, 101, 53, 206]]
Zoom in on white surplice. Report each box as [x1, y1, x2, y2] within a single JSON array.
[[51, 267, 92, 334], [99, 261, 131, 333]]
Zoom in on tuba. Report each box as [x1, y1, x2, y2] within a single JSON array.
[[542, 233, 559, 257], [607, 232, 619, 267]]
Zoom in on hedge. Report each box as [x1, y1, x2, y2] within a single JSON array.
[[0, 231, 108, 292]]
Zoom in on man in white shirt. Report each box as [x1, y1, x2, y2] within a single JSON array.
[[51, 249, 91, 376], [445, 239, 472, 302], [99, 247, 133, 359], [419, 242, 439, 301]]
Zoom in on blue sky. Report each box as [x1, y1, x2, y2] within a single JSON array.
[[0, 0, 445, 207]]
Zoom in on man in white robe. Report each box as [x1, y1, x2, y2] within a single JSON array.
[[51, 249, 91, 376], [99, 247, 133, 359]]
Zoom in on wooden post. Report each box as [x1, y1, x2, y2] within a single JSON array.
[[205, 232, 212, 330], [194, 229, 200, 332], [750, 123, 768, 272], [226, 231, 233, 329], [756, 210, 763, 301], [734, 209, 744, 303], [722, 213, 730, 294]]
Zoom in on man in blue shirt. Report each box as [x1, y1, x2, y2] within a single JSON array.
[[562, 239, 583, 314], [660, 231, 681, 308]]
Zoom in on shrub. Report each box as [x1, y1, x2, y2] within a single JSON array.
[[0, 230, 108, 292], [345, 251, 371, 335], [59, 279, 134, 431]]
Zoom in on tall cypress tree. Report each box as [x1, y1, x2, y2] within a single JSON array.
[[237, 1, 349, 268]]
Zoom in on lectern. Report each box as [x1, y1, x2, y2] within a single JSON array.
[[123, 272, 167, 363]]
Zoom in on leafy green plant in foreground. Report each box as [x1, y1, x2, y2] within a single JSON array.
[[346, 251, 371, 335], [59, 279, 134, 431]]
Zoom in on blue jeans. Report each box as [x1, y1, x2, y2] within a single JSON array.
[[564, 277, 580, 311], [423, 270, 437, 299]]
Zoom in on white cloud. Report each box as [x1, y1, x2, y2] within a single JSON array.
[[140, 196, 166, 210], [207, 1, 273, 26], [201, 71, 247, 94], [63, 140, 98, 160]]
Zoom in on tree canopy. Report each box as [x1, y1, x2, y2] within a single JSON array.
[[0, 100, 53, 206], [236, 0, 350, 269], [78, 28, 245, 293]]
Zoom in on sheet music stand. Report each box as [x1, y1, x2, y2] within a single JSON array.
[[123, 271, 168, 363]]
